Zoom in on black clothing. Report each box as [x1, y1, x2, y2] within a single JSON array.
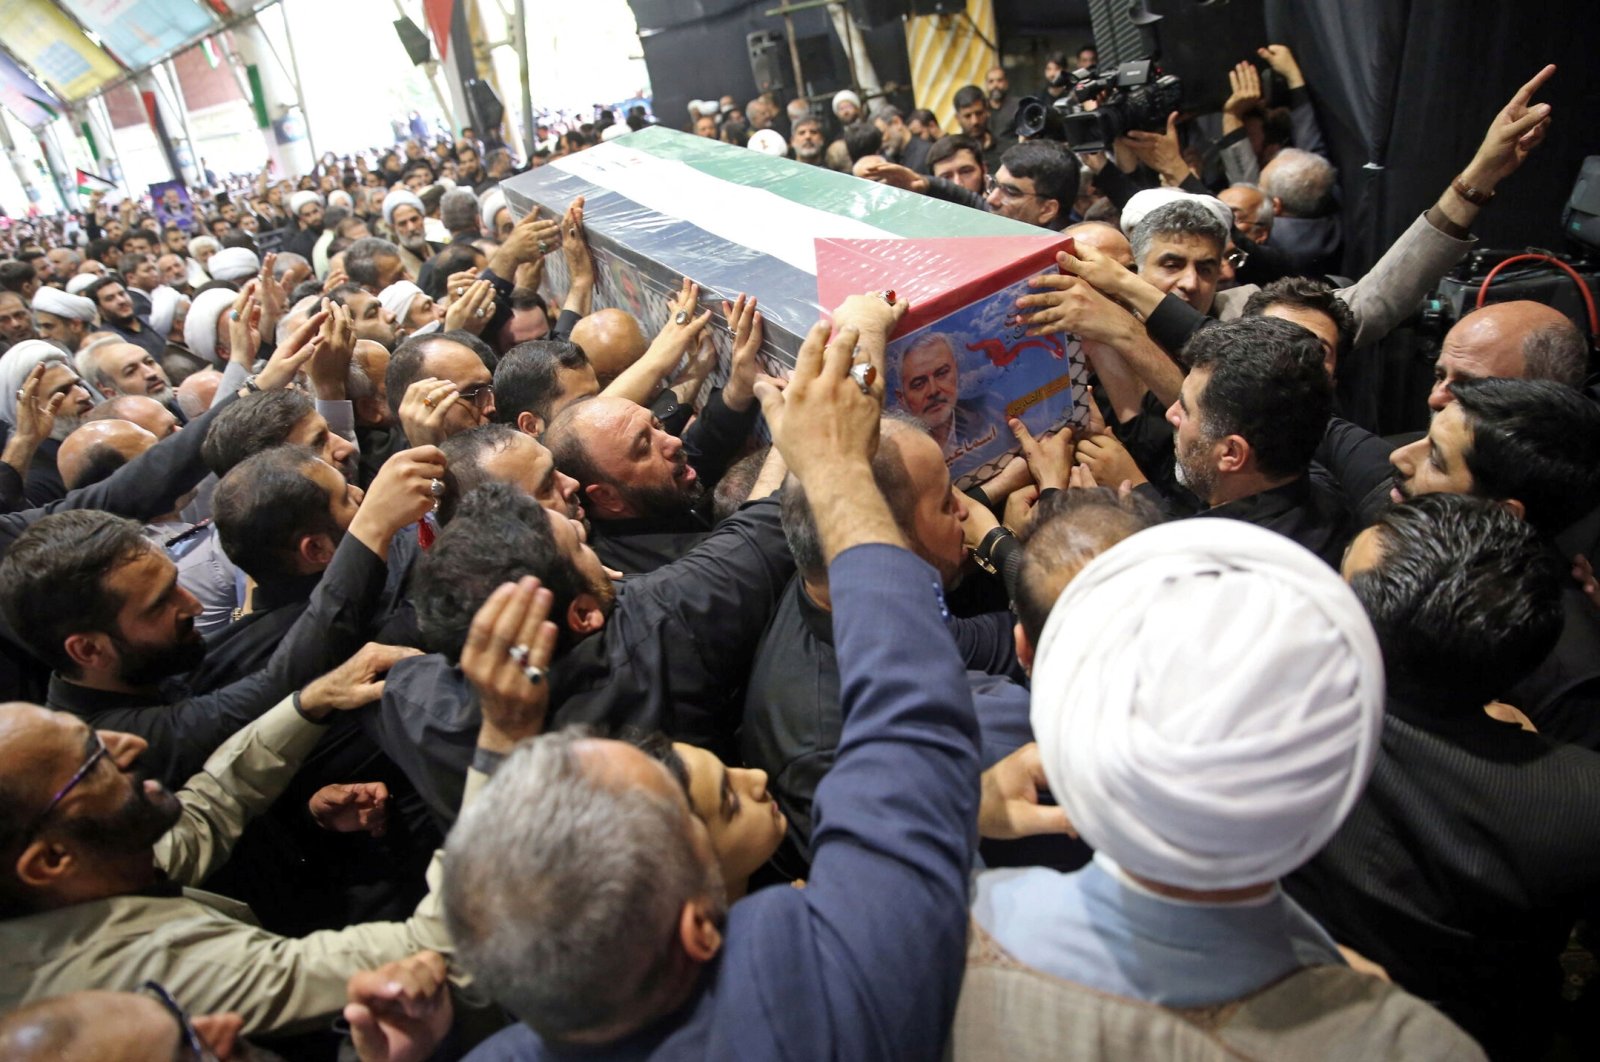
[[0, 392, 241, 700], [886, 134, 932, 175], [19, 435, 64, 507], [45, 533, 389, 787], [355, 422, 409, 490], [283, 225, 322, 262], [106, 316, 166, 358], [1195, 475, 1354, 568], [587, 390, 758, 574], [740, 574, 1022, 875], [1507, 584, 1600, 751], [365, 496, 795, 828], [1287, 696, 1600, 1059], [988, 96, 1020, 139]]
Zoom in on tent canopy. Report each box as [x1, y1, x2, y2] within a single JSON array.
[[0, 0, 275, 127]]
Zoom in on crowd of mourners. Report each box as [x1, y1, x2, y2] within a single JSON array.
[[0, 37, 1596, 1062]]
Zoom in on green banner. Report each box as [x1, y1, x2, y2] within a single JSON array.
[[246, 63, 269, 130], [79, 120, 98, 162]]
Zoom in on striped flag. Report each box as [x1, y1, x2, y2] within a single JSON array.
[[76, 168, 115, 204]]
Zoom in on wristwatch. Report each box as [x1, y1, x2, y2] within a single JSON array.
[[970, 525, 1016, 575], [1451, 176, 1495, 206]]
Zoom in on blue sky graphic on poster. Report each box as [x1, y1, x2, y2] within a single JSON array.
[[885, 271, 1090, 487]]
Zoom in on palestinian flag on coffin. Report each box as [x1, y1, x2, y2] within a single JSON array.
[[501, 126, 1089, 487]]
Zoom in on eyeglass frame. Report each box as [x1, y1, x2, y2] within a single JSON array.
[[141, 980, 215, 1062], [985, 174, 1048, 202], [457, 381, 495, 410], [23, 730, 108, 839]]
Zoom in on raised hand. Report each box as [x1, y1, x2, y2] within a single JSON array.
[[1461, 64, 1555, 191], [720, 293, 766, 411], [1256, 44, 1305, 89], [298, 643, 422, 718], [344, 950, 453, 1062], [309, 782, 390, 835], [1223, 60, 1263, 118], [1009, 418, 1074, 493], [350, 444, 448, 553], [443, 279, 497, 335], [978, 743, 1075, 840], [1075, 431, 1147, 489], [462, 576, 559, 755], [1016, 272, 1137, 345], [396, 377, 460, 447], [254, 304, 330, 391], [308, 298, 356, 399]]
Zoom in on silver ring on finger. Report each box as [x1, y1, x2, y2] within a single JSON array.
[[13, 389, 22, 400], [522, 663, 545, 685], [475, 308, 486, 319], [850, 362, 877, 393], [674, 310, 690, 326], [429, 477, 445, 498], [508, 644, 530, 664]]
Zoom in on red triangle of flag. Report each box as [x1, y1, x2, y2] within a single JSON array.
[[814, 236, 1075, 336]]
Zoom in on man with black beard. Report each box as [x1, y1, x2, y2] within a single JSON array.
[[545, 387, 759, 573], [83, 277, 164, 358], [0, 443, 441, 787], [283, 190, 326, 261]]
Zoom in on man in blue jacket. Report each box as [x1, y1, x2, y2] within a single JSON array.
[[445, 294, 984, 1060]]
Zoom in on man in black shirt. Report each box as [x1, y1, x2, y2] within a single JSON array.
[[83, 277, 163, 358], [1289, 493, 1600, 1059]]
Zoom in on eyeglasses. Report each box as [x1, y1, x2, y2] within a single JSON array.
[[141, 981, 218, 1062], [25, 731, 108, 838], [984, 176, 1045, 202], [458, 382, 494, 411]]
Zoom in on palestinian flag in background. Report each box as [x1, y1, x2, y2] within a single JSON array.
[[76, 169, 115, 205]]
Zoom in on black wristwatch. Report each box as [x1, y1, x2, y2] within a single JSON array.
[[971, 525, 1016, 575]]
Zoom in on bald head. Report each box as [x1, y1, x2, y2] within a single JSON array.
[[1429, 300, 1588, 411], [86, 395, 179, 439], [175, 368, 222, 419], [569, 308, 649, 386], [58, 420, 158, 489], [1064, 221, 1134, 268], [0, 988, 239, 1061]]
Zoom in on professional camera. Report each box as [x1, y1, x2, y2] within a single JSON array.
[[1014, 59, 1181, 153]]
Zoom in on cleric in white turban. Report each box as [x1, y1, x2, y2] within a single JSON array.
[[206, 247, 260, 285], [289, 190, 324, 218], [30, 286, 98, 351], [183, 287, 242, 365], [378, 280, 436, 338], [148, 284, 188, 341], [479, 188, 509, 241], [382, 189, 424, 231], [0, 339, 98, 431], [953, 520, 1434, 1055], [65, 273, 100, 296]]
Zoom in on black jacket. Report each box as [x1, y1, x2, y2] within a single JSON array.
[[1287, 696, 1600, 1058], [364, 496, 796, 828]]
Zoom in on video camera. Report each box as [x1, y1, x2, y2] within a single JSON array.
[[1014, 59, 1182, 153]]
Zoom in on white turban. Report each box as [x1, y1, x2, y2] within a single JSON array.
[[379, 281, 426, 326], [207, 247, 260, 284], [832, 89, 861, 118], [184, 287, 240, 364], [0, 340, 94, 425], [148, 285, 187, 338], [1121, 188, 1234, 240], [478, 188, 506, 235], [188, 235, 221, 257], [383, 189, 424, 228], [31, 286, 97, 323], [1030, 520, 1384, 891], [748, 129, 787, 156], [289, 190, 324, 216], [65, 273, 100, 296], [328, 190, 353, 209]]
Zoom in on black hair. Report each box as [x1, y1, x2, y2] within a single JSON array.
[[927, 134, 985, 174], [385, 330, 497, 421], [344, 237, 403, 290], [1350, 493, 1563, 708], [998, 141, 1081, 230], [423, 244, 484, 301], [0, 510, 149, 675], [1450, 376, 1600, 536], [201, 389, 316, 476], [212, 445, 343, 584], [413, 482, 584, 657], [953, 85, 985, 111], [493, 340, 592, 428], [436, 424, 523, 525], [843, 122, 883, 164], [1182, 315, 1332, 479], [1241, 276, 1355, 359], [0, 262, 34, 293], [64, 444, 132, 491]]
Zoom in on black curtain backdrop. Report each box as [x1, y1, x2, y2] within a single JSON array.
[[1264, 0, 1597, 275]]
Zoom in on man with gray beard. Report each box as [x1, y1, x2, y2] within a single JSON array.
[[0, 341, 98, 506]]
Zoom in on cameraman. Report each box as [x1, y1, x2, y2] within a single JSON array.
[[857, 141, 1080, 231]]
